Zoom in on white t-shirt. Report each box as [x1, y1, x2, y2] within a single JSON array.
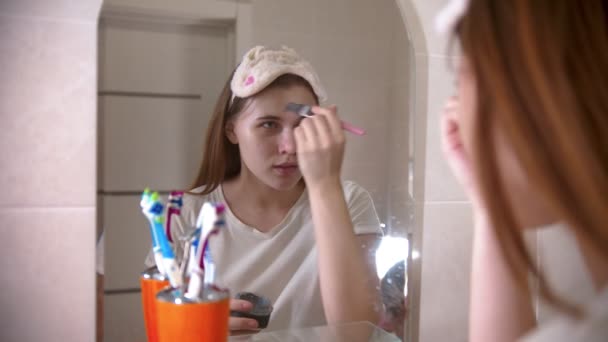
[[145, 180, 382, 331], [520, 286, 608, 342]]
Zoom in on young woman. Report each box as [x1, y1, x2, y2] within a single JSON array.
[[146, 46, 383, 332], [438, 1, 608, 341]]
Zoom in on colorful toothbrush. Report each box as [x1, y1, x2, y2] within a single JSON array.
[[141, 190, 182, 289], [203, 246, 216, 285], [285, 102, 366, 136], [186, 202, 225, 299], [181, 227, 200, 282], [165, 191, 184, 243], [140, 188, 165, 276]]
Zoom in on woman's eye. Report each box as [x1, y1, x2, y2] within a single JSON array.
[[261, 121, 279, 129]]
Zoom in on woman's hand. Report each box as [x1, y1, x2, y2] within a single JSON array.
[[294, 105, 345, 190], [443, 97, 536, 342], [440, 95, 484, 212], [229, 299, 259, 333]]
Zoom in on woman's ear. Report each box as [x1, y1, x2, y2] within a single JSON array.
[[225, 121, 238, 144]]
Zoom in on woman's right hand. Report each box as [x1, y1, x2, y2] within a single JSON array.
[[294, 105, 346, 191], [229, 299, 259, 333]]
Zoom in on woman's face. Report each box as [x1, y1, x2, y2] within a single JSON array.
[[226, 84, 317, 191], [456, 57, 556, 228]]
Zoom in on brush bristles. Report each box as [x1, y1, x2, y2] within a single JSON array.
[[285, 102, 312, 116]]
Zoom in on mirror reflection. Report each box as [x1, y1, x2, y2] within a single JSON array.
[[97, 1, 414, 341]]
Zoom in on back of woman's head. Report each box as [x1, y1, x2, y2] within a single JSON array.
[[455, 0, 608, 313], [189, 72, 318, 195]]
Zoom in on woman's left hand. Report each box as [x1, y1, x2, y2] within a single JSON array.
[[440, 95, 484, 213], [294, 105, 345, 190]]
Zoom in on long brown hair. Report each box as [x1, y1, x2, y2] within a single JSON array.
[[190, 71, 319, 194], [455, 0, 608, 314]]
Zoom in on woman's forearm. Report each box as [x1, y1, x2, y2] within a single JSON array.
[[469, 214, 536, 342], [307, 180, 381, 324]]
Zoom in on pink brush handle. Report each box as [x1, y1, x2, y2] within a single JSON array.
[[341, 121, 366, 136]]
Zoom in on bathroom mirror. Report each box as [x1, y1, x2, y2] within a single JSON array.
[[97, 0, 416, 341]]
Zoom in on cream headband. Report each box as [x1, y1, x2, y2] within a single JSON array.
[[230, 45, 327, 105], [435, 0, 470, 35]]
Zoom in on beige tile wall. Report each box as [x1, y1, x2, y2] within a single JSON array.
[[418, 202, 474, 342], [0, 0, 101, 341]]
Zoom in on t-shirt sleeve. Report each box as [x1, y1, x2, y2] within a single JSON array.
[[344, 181, 383, 235]]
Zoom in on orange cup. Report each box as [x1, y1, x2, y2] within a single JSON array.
[[155, 287, 230, 342], [140, 267, 170, 342]]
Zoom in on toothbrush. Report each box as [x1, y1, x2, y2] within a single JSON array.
[[141, 190, 182, 288], [203, 246, 216, 285], [186, 202, 225, 299], [200, 205, 224, 286], [183, 231, 217, 284], [181, 227, 199, 278], [165, 191, 184, 243], [285, 102, 366, 136], [179, 229, 201, 282], [140, 188, 166, 276]]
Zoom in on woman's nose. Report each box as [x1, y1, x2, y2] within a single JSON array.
[[278, 130, 296, 154]]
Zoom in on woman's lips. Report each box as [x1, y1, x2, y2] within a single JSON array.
[[273, 164, 299, 176]]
